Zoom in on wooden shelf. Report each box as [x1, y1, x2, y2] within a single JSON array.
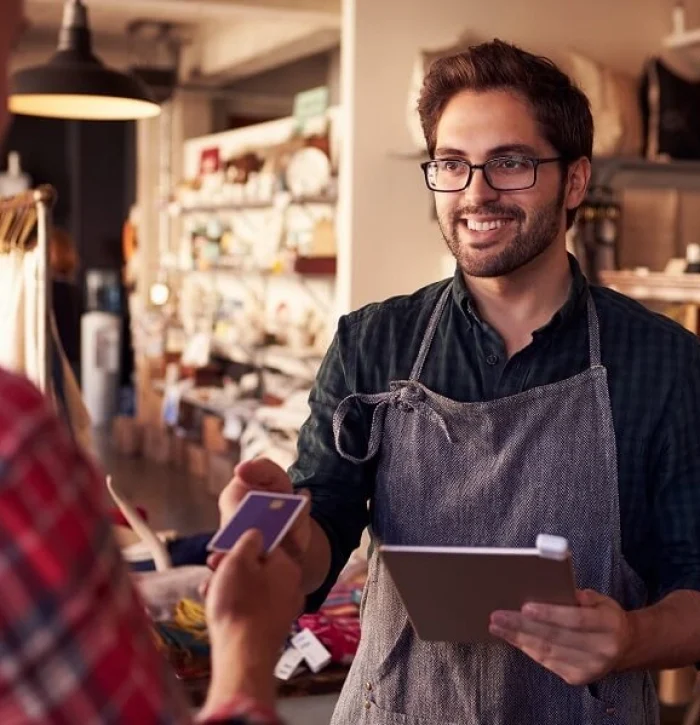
[[592, 157, 700, 191], [175, 195, 337, 215], [599, 270, 700, 304]]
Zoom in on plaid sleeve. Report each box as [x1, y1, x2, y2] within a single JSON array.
[[0, 371, 279, 725]]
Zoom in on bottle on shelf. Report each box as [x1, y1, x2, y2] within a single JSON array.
[[684, 243, 700, 274]]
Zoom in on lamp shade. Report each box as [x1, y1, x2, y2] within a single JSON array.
[[10, 0, 161, 121]]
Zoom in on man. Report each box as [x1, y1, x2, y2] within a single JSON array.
[[0, 5, 298, 724], [219, 40, 700, 724]]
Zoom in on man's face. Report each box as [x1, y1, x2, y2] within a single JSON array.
[[0, 0, 24, 140], [433, 89, 579, 279]]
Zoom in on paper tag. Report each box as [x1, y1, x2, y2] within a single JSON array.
[[274, 646, 305, 681], [291, 628, 332, 674]]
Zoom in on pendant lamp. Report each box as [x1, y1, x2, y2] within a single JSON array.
[[10, 0, 161, 121]]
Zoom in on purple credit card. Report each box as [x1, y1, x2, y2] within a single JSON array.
[[208, 491, 307, 554]]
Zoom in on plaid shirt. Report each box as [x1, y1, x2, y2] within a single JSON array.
[[292, 256, 700, 611], [0, 369, 279, 725]]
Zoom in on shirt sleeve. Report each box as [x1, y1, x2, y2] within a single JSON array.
[[289, 317, 375, 611], [648, 341, 700, 601], [0, 373, 278, 725]]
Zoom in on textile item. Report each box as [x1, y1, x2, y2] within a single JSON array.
[[642, 58, 700, 160], [329, 287, 655, 724], [290, 255, 700, 614], [0, 247, 92, 452], [566, 52, 643, 157], [0, 367, 277, 725]]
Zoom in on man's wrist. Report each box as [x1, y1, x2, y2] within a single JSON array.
[[615, 607, 644, 672], [206, 626, 279, 710]]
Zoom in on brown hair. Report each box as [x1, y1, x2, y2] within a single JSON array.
[[418, 39, 593, 228]]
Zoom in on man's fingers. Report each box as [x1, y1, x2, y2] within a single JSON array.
[[207, 551, 226, 571]]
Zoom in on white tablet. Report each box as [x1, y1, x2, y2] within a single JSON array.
[[379, 534, 577, 644]]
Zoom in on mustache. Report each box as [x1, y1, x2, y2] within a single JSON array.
[[452, 204, 525, 222]]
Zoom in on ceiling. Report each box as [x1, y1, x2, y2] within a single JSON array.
[[25, 0, 341, 38]]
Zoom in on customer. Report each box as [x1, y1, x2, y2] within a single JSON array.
[[217, 40, 700, 724], [0, 4, 296, 724]]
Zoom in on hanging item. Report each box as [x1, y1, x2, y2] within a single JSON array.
[[564, 52, 643, 158], [641, 58, 700, 160], [10, 0, 160, 121], [0, 187, 92, 452]]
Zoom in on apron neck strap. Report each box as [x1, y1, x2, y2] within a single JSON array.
[[410, 283, 451, 381], [586, 293, 602, 367]]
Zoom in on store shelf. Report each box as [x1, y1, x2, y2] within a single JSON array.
[[175, 194, 338, 215], [592, 157, 700, 190], [599, 270, 700, 303]]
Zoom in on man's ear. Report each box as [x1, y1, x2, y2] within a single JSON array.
[[566, 157, 591, 211]]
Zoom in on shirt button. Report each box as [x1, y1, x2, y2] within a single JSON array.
[[364, 700, 371, 710], [365, 682, 373, 691], [605, 707, 616, 716], [486, 353, 499, 366]]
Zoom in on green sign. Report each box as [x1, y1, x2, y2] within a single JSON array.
[[293, 86, 329, 128]]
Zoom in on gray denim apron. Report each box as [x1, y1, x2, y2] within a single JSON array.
[[330, 284, 658, 725]]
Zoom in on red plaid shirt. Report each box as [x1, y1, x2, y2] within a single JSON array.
[[0, 369, 280, 725]]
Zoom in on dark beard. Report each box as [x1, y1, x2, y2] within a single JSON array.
[[438, 184, 566, 278]]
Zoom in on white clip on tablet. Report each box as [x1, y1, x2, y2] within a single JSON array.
[[536, 534, 570, 561]]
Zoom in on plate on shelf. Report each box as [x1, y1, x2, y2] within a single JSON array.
[[285, 147, 331, 198]]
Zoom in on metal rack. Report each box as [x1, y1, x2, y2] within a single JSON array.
[[0, 185, 56, 393]]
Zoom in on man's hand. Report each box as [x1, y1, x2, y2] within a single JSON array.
[[202, 529, 304, 714], [215, 458, 311, 564], [488, 589, 634, 686]]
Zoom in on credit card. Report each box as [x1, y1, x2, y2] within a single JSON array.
[[207, 490, 307, 554]]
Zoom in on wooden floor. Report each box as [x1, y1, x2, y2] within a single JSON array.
[[94, 429, 220, 537]]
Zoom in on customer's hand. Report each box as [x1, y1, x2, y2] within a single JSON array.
[[215, 457, 312, 565], [202, 529, 304, 715]]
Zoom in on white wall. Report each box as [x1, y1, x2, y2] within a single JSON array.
[[338, 0, 700, 312]]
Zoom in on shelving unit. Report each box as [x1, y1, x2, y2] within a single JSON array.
[[174, 194, 338, 215], [592, 157, 700, 191], [598, 270, 700, 304]]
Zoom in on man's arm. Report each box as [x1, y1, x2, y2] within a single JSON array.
[[289, 322, 375, 609], [0, 372, 278, 725]]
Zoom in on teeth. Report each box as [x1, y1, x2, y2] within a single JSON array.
[[465, 219, 509, 231]]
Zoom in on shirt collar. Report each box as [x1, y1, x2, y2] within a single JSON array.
[[450, 253, 589, 335]]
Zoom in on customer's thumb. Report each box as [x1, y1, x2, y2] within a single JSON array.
[[230, 528, 264, 566]]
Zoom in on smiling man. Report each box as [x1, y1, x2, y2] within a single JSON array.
[[217, 40, 700, 723]]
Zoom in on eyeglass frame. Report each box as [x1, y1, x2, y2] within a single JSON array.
[[420, 155, 564, 193]]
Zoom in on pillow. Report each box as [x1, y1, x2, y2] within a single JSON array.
[[641, 58, 700, 160]]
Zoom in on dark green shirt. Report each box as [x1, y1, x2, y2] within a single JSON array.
[[290, 257, 700, 610]]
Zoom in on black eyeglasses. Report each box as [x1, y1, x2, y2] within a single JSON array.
[[421, 156, 562, 192]]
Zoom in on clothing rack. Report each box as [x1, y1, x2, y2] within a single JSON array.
[[0, 185, 56, 393]]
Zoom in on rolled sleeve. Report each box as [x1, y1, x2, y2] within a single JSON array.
[[289, 319, 374, 611], [648, 344, 700, 601]]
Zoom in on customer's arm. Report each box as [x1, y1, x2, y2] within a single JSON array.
[[0, 371, 281, 725]]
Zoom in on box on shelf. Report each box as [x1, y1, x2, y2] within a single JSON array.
[[112, 416, 143, 457], [186, 442, 209, 479], [202, 415, 229, 454], [293, 255, 336, 275], [144, 425, 172, 465]]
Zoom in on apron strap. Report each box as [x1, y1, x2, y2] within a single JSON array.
[[586, 294, 602, 367], [410, 283, 452, 381], [333, 391, 394, 464]]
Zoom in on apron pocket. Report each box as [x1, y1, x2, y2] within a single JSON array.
[[363, 700, 459, 725], [583, 684, 622, 724]]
